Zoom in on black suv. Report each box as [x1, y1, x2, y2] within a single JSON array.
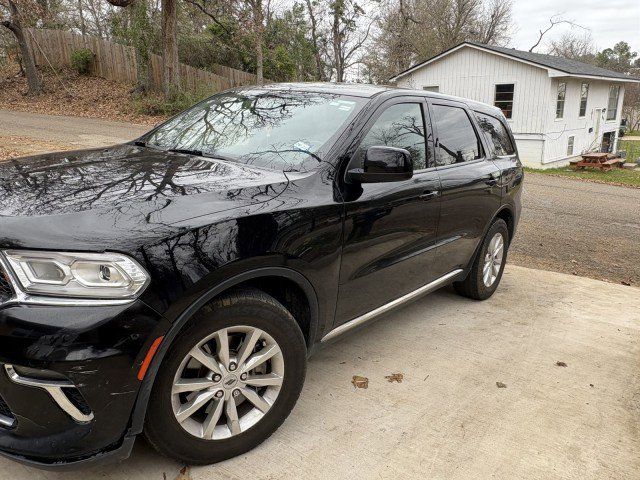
[[0, 83, 522, 468]]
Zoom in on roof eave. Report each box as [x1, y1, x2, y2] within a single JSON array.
[[389, 42, 640, 84], [547, 71, 640, 83]]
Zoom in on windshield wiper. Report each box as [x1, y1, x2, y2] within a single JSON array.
[[166, 148, 204, 156]]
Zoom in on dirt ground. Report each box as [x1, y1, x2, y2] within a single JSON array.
[[509, 172, 640, 287], [2, 265, 637, 480], [0, 67, 164, 126]]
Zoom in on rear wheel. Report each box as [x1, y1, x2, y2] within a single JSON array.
[[144, 289, 306, 465], [454, 218, 509, 300]]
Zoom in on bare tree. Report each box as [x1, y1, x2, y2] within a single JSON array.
[[367, 0, 514, 83], [476, 0, 512, 44], [247, 0, 265, 85], [0, 0, 42, 94], [329, 0, 372, 82], [547, 31, 595, 61], [305, 0, 326, 81], [529, 13, 588, 52], [161, 0, 179, 97]]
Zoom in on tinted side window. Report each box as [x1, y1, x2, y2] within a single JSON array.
[[358, 103, 427, 170], [432, 105, 481, 166], [475, 113, 515, 156]]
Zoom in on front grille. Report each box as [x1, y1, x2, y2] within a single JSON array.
[[0, 395, 16, 428], [0, 268, 14, 303], [63, 388, 92, 416]]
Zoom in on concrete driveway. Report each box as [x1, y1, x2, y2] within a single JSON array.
[[3, 265, 638, 480]]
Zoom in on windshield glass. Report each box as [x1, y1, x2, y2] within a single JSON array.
[[145, 89, 366, 172]]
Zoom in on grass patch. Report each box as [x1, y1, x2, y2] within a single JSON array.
[[524, 166, 640, 188], [619, 139, 640, 163]]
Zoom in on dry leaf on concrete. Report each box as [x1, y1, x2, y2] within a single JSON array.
[[351, 375, 369, 389], [385, 373, 404, 383]]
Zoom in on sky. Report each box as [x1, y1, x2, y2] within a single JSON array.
[[510, 0, 640, 53]]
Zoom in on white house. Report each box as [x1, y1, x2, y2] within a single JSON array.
[[389, 42, 640, 168]]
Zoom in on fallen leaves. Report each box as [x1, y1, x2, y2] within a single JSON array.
[[555, 361, 568, 367], [0, 135, 74, 161], [351, 375, 369, 389], [0, 66, 166, 126], [385, 373, 404, 383], [351, 373, 406, 388], [496, 381, 507, 388], [174, 466, 191, 480]]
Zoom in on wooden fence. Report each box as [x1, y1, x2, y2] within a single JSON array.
[[24, 28, 261, 93]]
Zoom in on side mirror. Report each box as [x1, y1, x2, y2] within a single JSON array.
[[347, 146, 414, 184]]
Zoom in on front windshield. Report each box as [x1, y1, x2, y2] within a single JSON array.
[[146, 89, 366, 172]]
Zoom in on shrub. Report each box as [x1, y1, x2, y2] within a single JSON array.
[[70, 48, 94, 75], [133, 85, 217, 117]]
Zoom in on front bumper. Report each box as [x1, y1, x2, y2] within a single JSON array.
[[0, 299, 166, 466]]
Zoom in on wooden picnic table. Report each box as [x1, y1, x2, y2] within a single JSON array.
[[570, 152, 625, 172]]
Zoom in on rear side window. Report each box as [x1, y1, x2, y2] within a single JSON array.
[[475, 113, 515, 156], [432, 105, 482, 166], [357, 103, 428, 170]]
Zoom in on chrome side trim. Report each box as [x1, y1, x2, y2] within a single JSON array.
[[4, 365, 94, 423], [0, 414, 15, 428], [321, 269, 463, 343]]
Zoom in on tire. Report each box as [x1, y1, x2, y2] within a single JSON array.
[[453, 218, 509, 300], [144, 288, 307, 465]]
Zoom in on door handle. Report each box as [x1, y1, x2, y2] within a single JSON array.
[[419, 190, 440, 200], [484, 173, 500, 186]]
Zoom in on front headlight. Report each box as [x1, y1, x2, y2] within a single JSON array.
[[2, 250, 150, 299]]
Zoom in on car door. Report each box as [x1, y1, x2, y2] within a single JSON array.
[[335, 97, 442, 324], [426, 99, 502, 278]]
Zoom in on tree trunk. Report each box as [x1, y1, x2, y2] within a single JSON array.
[[332, 4, 343, 82], [161, 0, 179, 99], [252, 0, 264, 86], [255, 35, 263, 85], [132, 0, 152, 94], [2, 0, 42, 95], [305, 0, 324, 81], [78, 0, 87, 36]]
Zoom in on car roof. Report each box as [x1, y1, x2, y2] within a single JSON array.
[[258, 82, 504, 117], [259, 82, 394, 98]]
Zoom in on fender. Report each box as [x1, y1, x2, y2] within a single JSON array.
[[462, 205, 516, 276], [126, 266, 319, 436]]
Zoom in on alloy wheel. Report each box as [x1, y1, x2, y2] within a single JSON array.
[[171, 326, 284, 440], [482, 232, 504, 287]]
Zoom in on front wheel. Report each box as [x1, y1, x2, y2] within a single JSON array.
[[454, 218, 509, 300], [144, 289, 306, 465]]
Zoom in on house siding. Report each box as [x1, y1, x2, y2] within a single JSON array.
[[542, 79, 624, 165], [394, 45, 627, 167], [395, 47, 549, 134]]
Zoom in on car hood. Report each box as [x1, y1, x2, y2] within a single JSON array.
[[0, 145, 308, 251]]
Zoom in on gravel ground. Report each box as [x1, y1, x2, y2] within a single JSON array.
[[510, 172, 640, 286]]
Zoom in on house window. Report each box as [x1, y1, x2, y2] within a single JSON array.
[[556, 82, 566, 119], [607, 85, 620, 120], [579, 83, 589, 117], [567, 136, 575, 155], [494, 84, 514, 119], [423, 86, 439, 92]]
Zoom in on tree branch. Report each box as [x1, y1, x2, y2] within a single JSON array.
[[529, 14, 588, 52]]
